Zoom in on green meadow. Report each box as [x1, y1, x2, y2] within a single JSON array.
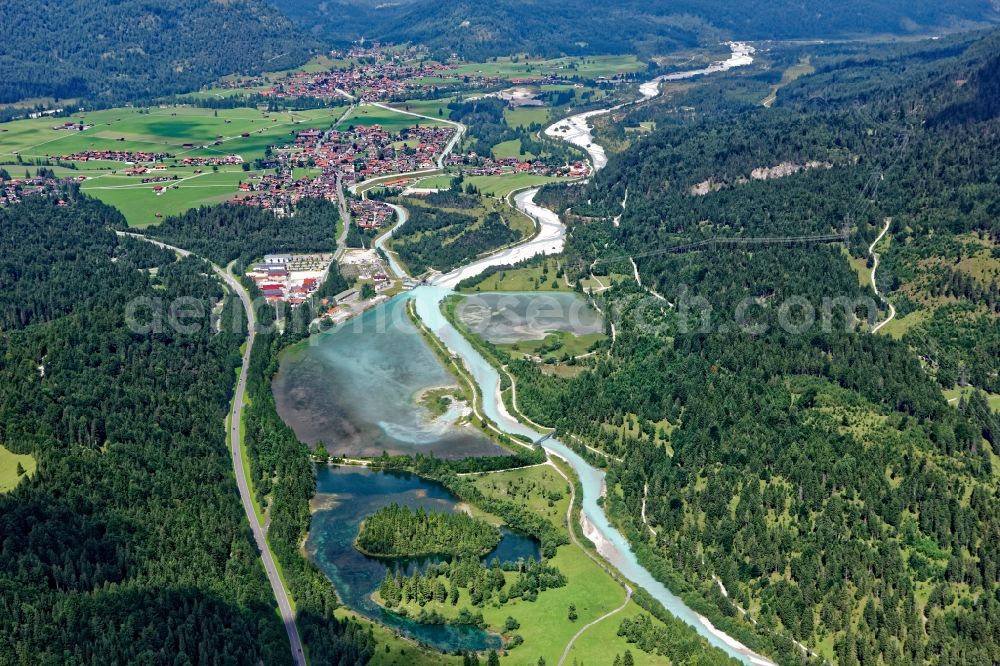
[[390, 97, 458, 119], [491, 139, 534, 160], [413, 175, 455, 189], [459, 258, 568, 293], [503, 107, 550, 128], [0, 105, 346, 162], [454, 55, 645, 80], [0, 104, 350, 226], [343, 104, 449, 131], [465, 173, 566, 196], [371, 463, 668, 665], [0, 444, 35, 494], [80, 168, 259, 227], [943, 386, 1000, 412]]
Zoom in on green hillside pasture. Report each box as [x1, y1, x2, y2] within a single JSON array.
[[0, 445, 35, 494], [81, 169, 258, 227]]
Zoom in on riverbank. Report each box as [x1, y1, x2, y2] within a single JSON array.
[[282, 39, 781, 665]]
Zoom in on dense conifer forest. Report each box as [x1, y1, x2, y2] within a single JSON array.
[[0, 194, 294, 663], [505, 30, 1000, 665], [0, 193, 374, 664], [146, 198, 341, 269], [390, 205, 518, 275], [0, 0, 316, 106], [271, 0, 999, 60], [357, 504, 501, 557]]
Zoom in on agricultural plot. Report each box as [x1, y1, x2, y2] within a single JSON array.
[[454, 55, 645, 80], [490, 139, 535, 160], [0, 105, 347, 163], [80, 168, 259, 227], [504, 106, 551, 128], [0, 104, 352, 225], [343, 105, 449, 131], [390, 97, 457, 119], [464, 173, 566, 196]]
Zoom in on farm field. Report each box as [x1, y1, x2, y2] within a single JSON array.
[[504, 107, 550, 128], [465, 173, 566, 197], [454, 55, 645, 80], [80, 168, 258, 227], [344, 104, 449, 131], [0, 445, 35, 494], [491, 139, 535, 160], [391, 97, 458, 119], [0, 105, 347, 163]]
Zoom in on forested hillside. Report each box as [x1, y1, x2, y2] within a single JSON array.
[[146, 198, 340, 269], [0, 0, 317, 105], [0, 194, 292, 662], [270, 0, 999, 59], [507, 30, 1000, 665], [0, 193, 372, 664]]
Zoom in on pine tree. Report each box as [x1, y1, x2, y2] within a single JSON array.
[[314, 440, 329, 461]]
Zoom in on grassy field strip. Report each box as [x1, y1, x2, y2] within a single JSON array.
[[544, 457, 633, 666], [0, 444, 35, 494], [83, 169, 216, 190]]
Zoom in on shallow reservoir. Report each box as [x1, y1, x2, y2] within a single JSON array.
[[273, 295, 504, 459], [453, 291, 603, 344]]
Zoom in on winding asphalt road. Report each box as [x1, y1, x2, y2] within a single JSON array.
[[119, 233, 306, 666]]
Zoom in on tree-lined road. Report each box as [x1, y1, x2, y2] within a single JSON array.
[[119, 232, 305, 666]]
